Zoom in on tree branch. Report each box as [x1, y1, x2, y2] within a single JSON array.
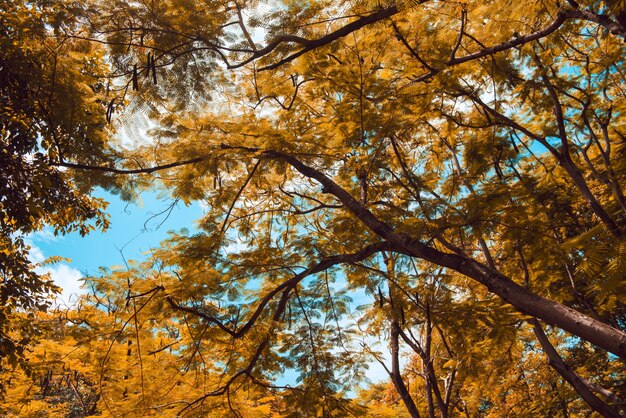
[[258, 149, 626, 359], [166, 241, 392, 339], [530, 318, 622, 417], [53, 157, 207, 175]]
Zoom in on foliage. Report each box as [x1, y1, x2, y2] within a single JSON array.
[[0, 0, 118, 378], [3, 0, 626, 416]]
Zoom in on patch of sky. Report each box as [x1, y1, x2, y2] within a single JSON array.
[[28, 188, 204, 304]]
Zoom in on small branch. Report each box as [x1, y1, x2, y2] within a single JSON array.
[[53, 157, 206, 174], [220, 159, 262, 234], [126, 285, 165, 300], [391, 20, 435, 72], [147, 340, 180, 355], [235, 1, 257, 52], [530, 318, 622, 418], [449, 8, 467, 62], [531, 49, 570, 155]]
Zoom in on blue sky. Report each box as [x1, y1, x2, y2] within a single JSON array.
[[28, 189, 204, 304]]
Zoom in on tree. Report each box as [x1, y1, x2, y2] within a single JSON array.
[[4, 0, 626, 415], [0, 0, 118, 377]]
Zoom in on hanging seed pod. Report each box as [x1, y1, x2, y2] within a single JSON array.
[[145, 52, 151, 78], [132, 64, 138, 90], [152, 55, 157, 85], [106, 97, 116, 124]]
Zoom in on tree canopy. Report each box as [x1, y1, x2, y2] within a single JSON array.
[[0, 0, 116, 373], [2, 0, 626, 416]]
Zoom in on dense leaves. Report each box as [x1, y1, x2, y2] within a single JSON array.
[[0, 0, 119, 376], [3, 0, 626, 416]]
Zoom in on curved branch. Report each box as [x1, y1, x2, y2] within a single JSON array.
[[176, 238, 388, 414], [448, 10, 569, 66], [256, 6, 400, 71], [166, 241, 392, 339], [259, 149, 626, 359]]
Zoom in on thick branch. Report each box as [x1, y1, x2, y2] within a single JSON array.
[[448, 11, 569, 66], [449, 9, 625, 67], [261, 150, 626, 359], [257, 6, 400, 71], [59, 145, 626, 358]]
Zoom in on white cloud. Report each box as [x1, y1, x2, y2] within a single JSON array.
[[28, 243, 46, 265], [35, 263, 84, 306], [24, 236, 84, 306]]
